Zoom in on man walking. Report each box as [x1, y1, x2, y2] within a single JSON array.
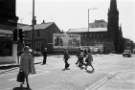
[[78, 50, 84, 69], [63, 49, 70, 70], [42, 48, 47, 65]]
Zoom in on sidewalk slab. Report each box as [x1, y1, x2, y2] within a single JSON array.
[[0, 57, 42, 70]]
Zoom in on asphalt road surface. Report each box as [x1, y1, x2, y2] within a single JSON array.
[[0, 54, 135, 90]]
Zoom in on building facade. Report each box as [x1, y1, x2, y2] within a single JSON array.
[[20, 22, 61, 53], [68, 20, 114, 53], [68, 0, 124, 53], [0, 0, 18, 56], [0, 0, 18, 27], [0, 0, 18, 63]]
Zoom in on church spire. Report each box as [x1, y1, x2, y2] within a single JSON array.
[[110, 0, 118, 12], [107, 0, 123, 53], [108, 0, 119, 33]]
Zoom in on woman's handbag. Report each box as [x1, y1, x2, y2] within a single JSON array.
[[17, 69, 25, 82]]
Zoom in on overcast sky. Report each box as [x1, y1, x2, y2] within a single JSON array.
[[17, 0, 135, 42]]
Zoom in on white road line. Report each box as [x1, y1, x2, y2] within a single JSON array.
[[85, 72, 120, 90], [85, 76, 108, 90]]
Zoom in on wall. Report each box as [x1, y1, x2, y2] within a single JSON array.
[[0, 43, 17, 64]]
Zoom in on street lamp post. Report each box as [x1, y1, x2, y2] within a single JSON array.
[[32, 0, 36, 50], [88, 9, 89, 32]]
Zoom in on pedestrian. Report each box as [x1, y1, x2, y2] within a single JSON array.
[[19, 46, 36, 89], [63, 49, 70, 70], [42, 48, 47, 65], [78, 50, 84, 69], [75, 49, 81, 65], [85, 49, 94, 72], [84, 49, 87, 57]]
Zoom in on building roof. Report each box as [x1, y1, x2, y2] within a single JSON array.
[[20, 22, 54, 31], [67, 28, 107, 33]]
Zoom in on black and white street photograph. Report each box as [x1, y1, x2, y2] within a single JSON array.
[[0, 0, 135, 90]]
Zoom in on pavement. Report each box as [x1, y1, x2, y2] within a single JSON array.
[[0, 56, 43, 74]]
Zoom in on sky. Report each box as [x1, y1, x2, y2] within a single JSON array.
[[17, 0, 135, 42]]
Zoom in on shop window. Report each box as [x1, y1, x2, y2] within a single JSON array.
[[0, 39, 12, 56]]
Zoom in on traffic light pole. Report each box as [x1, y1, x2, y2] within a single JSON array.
[[88, 9, 89, 32]]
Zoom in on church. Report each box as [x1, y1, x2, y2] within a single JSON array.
[[67, 0, 124, 53]]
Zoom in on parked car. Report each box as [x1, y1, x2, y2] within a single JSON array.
[[123, 49, 132, 57]]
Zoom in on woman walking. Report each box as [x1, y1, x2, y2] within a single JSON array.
[[19, 46, 36, 89]]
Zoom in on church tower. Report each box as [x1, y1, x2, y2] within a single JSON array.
[[108, 0, 119, 39], [0, 0, 18, 27], [107, 0, 122, 53]]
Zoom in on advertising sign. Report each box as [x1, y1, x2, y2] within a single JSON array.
[[53, 33, 81, 49]]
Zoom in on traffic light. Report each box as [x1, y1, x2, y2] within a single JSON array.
[[19, 29, 24, 43], [13, 29, 18, 41]]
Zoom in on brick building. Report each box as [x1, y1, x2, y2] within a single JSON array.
[[20, 21, 61, 53]]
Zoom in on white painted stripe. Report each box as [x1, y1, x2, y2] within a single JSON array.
[[85, 76, 108, 90], [85, 72, 120, 90]]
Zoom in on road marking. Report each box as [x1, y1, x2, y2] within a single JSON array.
[[85, 72, 120, 90], [85, 75, 108, 90]]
